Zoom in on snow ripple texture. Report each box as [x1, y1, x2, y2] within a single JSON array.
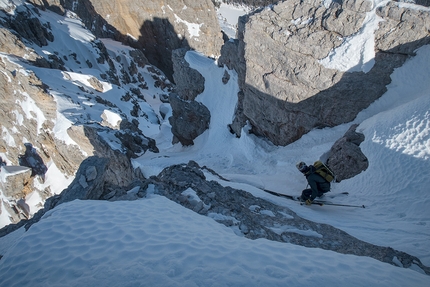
[[0, 197, 428, 287]]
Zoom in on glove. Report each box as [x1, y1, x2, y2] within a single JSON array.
[[305, 199, 313, 205]]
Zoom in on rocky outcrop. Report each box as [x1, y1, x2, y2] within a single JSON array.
[[0, 151, 147, 236], [222, 0, 430, 145], [326, 124, 368, 181], [0, 36, 86, 177], [0, 166, 33, 222], [169, 93, 211, 146], [172, 48, 205, 101], [51, 152, 145, 207], [149, 161, 429, 274], [0, 1, 164, 227], [169, 48, 211, 146], [3, 160, 429, 274], [1, 5, 54, 47], [29, 0, 223, 81]]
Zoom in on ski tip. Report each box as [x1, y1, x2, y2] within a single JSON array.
[[362, 205, 365, 208]]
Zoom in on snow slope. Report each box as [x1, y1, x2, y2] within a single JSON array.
[[0, 195, 428, 287]]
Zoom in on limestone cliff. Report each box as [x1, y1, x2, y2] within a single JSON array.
[[29, 0, 224, 81], [0, 1, 166, 226], [221, 0, 430, 145]]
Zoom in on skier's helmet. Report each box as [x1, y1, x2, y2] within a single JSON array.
[[296, 161, 307, 172]]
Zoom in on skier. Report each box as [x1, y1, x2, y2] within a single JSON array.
[[296, 161, 331, 205]]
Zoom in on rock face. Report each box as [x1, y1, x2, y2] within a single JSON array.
[[0, 1, 166, 227], [0, 166, 33, 222], [0, 151, 147, 236], [169, 48, 211, 146], [0, 30, 86, 175], [0, 16, 88, 224], [29, 0, 223, 81], [169, 93, 211, 146], [221, 0, 430, 145], [172, 48, 205, 101], [326, 124, 368, 181], [51, 152, 145, 207]]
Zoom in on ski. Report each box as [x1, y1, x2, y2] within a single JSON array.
[[262, 189, 364, 208], [262, 189, 348, 201], [302, 200, 366, 208], [202, 168, 353, 206], [262, 189, 298, 201]]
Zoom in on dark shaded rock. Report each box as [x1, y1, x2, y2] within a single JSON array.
[[18, 143, 47, 177], [327, 124, 368, 181], [222, 70, 230, 84], [218, 39, 241, 72], [172, 48, 205, 101], [414, 0, 430, 7], [168, 93, 211, 146], [115, 129, 159, 158], [10, 11, 54, 47]]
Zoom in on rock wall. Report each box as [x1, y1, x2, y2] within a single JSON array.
[[0, 166, 33, 222], [0, 1, 160, 226], [221, 0, 430, 145], [29, 0, 224, 81], [0, 27, 87, 224], [172, 48, 205, 101], [0, 29, 86, 177]]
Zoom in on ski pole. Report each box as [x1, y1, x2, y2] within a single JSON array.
[[312, 201, 365, 208]]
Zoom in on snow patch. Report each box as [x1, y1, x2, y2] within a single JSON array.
[[174, 14, 203, 39]]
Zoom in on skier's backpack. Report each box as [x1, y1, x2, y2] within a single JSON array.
[[313, 161, 335, 183]]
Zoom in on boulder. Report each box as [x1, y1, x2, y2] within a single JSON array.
[[168, 93, 211, 146], [326, 124, 368, 181], [49, 150, 145, 208]]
